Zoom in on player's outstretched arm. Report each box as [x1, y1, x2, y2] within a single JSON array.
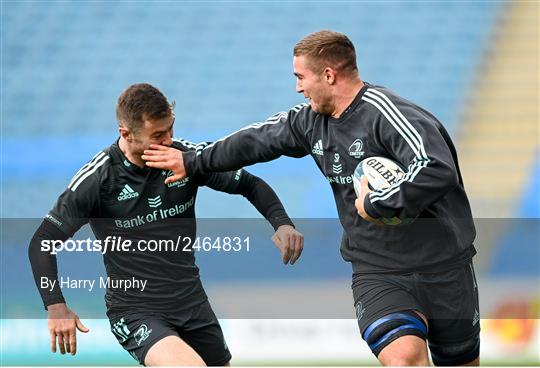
[[47, 303, 89, 355], [28, 220, 90, 355], [144, 105, 310, 183]]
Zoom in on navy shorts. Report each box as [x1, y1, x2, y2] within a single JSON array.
[[108, 300, 231, 366], [352, 262, 480, 354]]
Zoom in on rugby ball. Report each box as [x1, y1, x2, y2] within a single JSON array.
[[352, 156, 405, 197]]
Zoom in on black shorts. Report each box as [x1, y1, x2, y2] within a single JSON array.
[[352, 261, 480, 348], [108, 300, 231, 366]]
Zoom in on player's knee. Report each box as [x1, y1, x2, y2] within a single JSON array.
[[429, 334, 480, 366], [362, 311, 428, 357], [379, 335, 430, 366], [385, 354, 428, 366]]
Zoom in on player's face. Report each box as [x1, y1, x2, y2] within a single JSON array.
[[293, 55, 333, 115], [130, 114, 175, 154]]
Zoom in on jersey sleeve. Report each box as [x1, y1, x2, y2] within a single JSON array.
[[29, 152, 106, 310], [28, 220, 70, 309], [199, 168, 244, 193], [183, 104, 311, 176], [362, 89, 459, 221], [46, 151, 106, 236]]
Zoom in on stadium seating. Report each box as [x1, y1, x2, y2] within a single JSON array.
[[488, 157, 540, 276], [458, 1, 539, 218], [2, 2, 502, 218]]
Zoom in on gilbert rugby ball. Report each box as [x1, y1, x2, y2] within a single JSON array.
[[353, 156, 405, 197]]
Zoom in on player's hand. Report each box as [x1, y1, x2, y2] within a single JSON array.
[[142, 144, 187, 184], [272, 225, 304, 265], [354, 176, 384, 226], [47, 303, 89, 356]]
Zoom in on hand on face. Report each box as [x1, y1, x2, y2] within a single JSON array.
[[142, 144, 187, 183], [121, 115, 175, 167]]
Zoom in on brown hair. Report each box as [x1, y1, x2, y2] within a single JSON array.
[[116, 83, 175, 131], [294, 30, 358, 75]]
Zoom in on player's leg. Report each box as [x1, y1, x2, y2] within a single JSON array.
[[353, 273, 430, 366], [462, 357, 479, 366], [144, 335, 205, 366], [420, 262, 481, 366], [174, 300, 232, 366], [109, 312, 203, 366], [378, 336, 428, 365], [364, 310, 430, 366], [428, 335, 480, 366], [378, 336, 429, 365]]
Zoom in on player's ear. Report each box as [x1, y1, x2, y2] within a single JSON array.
[[118, 124, 132, 142], [324, 67, 336, 85]]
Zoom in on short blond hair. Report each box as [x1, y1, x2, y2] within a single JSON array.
[[294, 30, 358, 75]]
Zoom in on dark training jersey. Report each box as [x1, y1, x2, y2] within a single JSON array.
[[29, 139, 294, 314], [183, 83, 477, 274]]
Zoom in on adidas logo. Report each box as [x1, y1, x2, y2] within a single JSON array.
[[312, 139, 323, 156], [355, 302, 365, 321], [148, 195, 162, 208], [117, 184, 139, 201]]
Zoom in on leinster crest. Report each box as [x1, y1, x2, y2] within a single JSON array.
[[348, 139, 365, 159], [134, 324, 153, 346]]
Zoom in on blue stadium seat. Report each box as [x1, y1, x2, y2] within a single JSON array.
[[488, 158, 540, 276], [2, 2, 502, 218]]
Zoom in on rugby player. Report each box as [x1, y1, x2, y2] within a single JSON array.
[[143, 31, 480, 366], [28, 83, 303, 366]]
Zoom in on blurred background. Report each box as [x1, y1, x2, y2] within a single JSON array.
[[1, 1, 538, 365]]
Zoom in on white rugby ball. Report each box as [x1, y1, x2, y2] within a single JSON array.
[[353, 156, 405, 197]]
